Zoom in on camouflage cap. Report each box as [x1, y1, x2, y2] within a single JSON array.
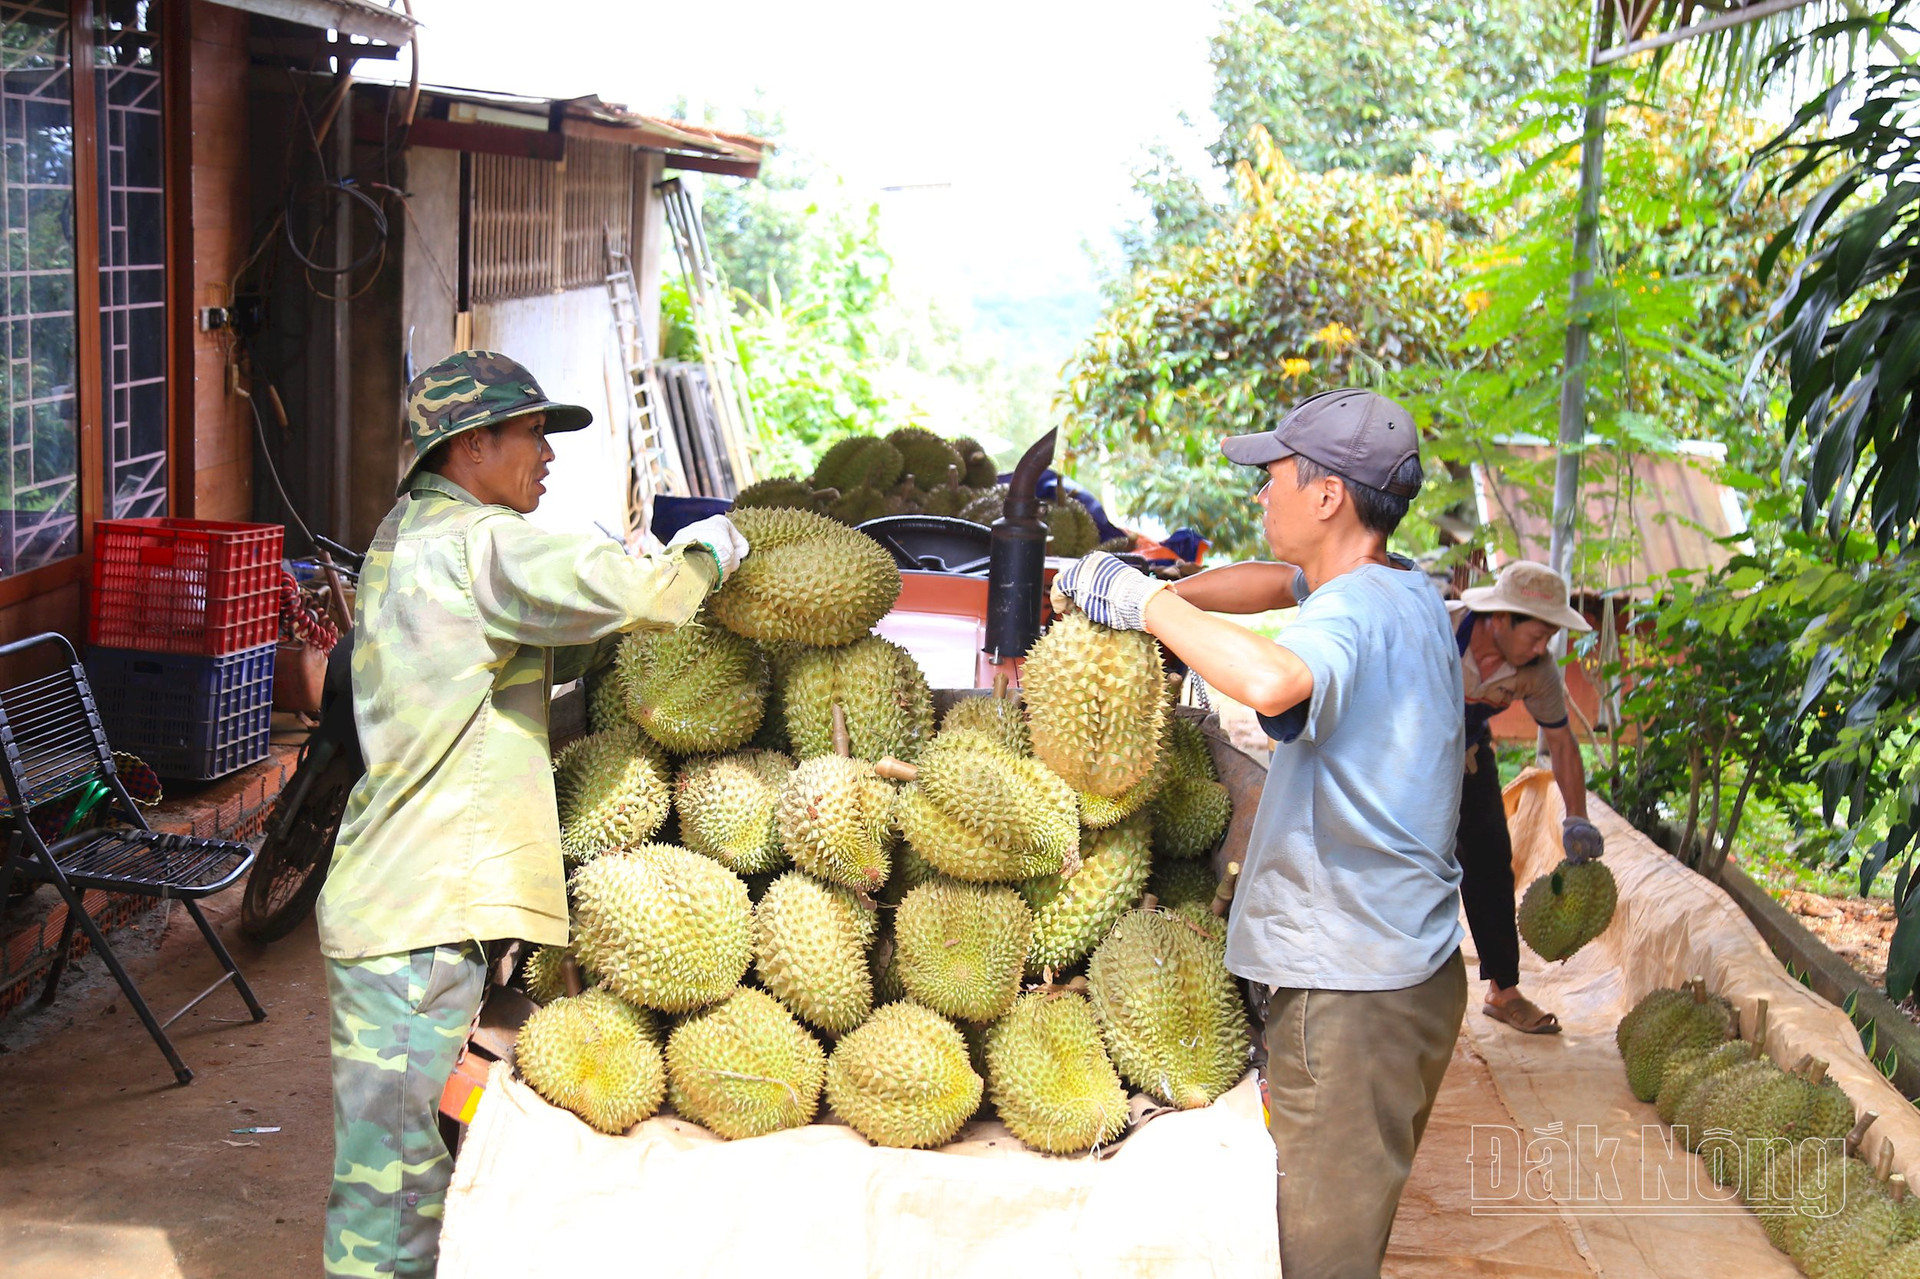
[[399, 350, 593, 494]]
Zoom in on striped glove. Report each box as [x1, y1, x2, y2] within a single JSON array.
[[1054, 551, 1167, 631]]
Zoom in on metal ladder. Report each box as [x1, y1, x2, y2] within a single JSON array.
[[605, 229, 686, 535], [658, 177, 758, 494]]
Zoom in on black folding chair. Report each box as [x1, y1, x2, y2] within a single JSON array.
[[0, 633, 265, 1084]]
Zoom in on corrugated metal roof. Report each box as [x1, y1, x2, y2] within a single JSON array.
[[206, 0, 415, 44], [1471, 444, 1748, 594]]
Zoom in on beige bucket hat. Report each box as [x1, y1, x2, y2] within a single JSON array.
[[1460, 561, 1591, 632]]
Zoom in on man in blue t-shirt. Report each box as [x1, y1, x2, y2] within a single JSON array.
[[1056, 388, 1466, 1279]]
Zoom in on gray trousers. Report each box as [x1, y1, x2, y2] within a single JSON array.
[[1264, 949, 1467, 1279]]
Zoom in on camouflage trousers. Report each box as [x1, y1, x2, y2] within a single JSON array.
[[324, 943, 485, 1278]]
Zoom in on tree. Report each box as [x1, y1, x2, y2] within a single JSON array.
[[1208, 0, 1588, 174]]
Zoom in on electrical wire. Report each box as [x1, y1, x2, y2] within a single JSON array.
[[242, 365, 318, 554]]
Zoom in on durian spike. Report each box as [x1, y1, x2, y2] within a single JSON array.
[[1752, 998, 1769, 1050], [1878, 1138, 1897, 1182], [1892, 1174, 1910, 1204], [832, 703, 852, 759], [561, 956, 585, 998], [1210, 861, 1242, 918], [1139, 893, 1160, 913], [1848, 1110, 1880, 1157], [873, 756, 918, 782]]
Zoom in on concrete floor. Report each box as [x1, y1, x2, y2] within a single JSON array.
[[0, 884, 332, 1279]]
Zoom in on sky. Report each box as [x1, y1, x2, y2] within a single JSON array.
[[374, 0, 1225, 364]]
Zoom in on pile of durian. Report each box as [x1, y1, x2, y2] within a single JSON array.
[[516, 508, 1246, 1155], [1617, 980, 1916, 1277], [734, 426, 1125, 557]]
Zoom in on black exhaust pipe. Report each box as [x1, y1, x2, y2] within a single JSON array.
[[984, 429, 1057, 663]]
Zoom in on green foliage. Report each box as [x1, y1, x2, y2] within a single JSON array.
[[1064, 131, 1481, 557], [1208, 0, 1588, 174]]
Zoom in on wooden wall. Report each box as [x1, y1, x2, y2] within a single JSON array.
[[182, 1, 253, 522]]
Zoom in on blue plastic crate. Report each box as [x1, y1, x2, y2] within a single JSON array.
[[85, 643, 275, 781]]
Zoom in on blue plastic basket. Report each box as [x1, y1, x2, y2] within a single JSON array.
[[84, 643, 276, 781]]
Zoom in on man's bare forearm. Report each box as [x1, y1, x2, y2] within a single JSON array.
[[1142, 589, 1313, 716], [1544, 724, 1588, 820], [1166, 561, 1300, 614]]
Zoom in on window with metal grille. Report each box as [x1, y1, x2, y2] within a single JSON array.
[[470, 136, 631, 304]]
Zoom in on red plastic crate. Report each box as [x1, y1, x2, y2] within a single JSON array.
[[89, 518, 285, 655]]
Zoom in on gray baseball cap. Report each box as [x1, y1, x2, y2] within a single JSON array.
[[1221, 388, 1422, 498]]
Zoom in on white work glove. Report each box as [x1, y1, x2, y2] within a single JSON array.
[[1562, 817, 1604, 864], [1054, 551, 1168, 631], [669, 514, 749, 586]]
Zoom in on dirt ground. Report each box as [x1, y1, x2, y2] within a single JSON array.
[[0, 884, 332, 1279]]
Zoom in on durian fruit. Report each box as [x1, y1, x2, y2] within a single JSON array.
[[675, 750, 794, 875], [515, 989, 664, 1134], [753, 871, 876, 1035], [1148, 859, 1218, 913], [813, 435, 904, 492], [914, 469, 971, 518], [1615, 986, 1694, 1056], [1169, 900, 1229, 946], [986, 991, 1129, 1154], [709, 507, 903, 647], [570, 844, 752, 1013], [1024, 816, 1152, 971], [665, 987, 826, 1139], [1794, 1179, 1900, 1279], [1676, 1057, 1775, 1153], [1517, 858, 1618, 961], [1097, 534, 1136, 554], [520, 944, 597, 1005], [825, 1001, 984, 1149], [885, 843, 943, 902], [1151, 718, 1232, 859], [1077, 749, 1166, 829], [585, 666, 630, 733], [886, 427, 964, 489], [614, 617, 768, 753], [553, 725, 671, 863], [827, 485, 890, 527], [893, 729, 1080, 882], [1046, 499, 1101, 558], [776, 754, 894, 890], [951, 436, 999, 488], [958, 486, 1006, 526], [1618, 980, 1736, 1101], [940, 689, 1030, 756], [1655, 1038, 1757, 1126], [1088, 909, 1250, 1109], [894, 879, 1033, 1022], [1023, 612, 1167, 804], [733, 475, 822, 511], [870, 929, 907, 1005], [1763, 1144, 1884, 1254], [783, 637, 934, 763], [751, 642, 802, 753], [1797, 1058, 1861, 1144]]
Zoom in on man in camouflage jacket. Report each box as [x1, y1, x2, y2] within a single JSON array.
[[315, 351, 747, 1278]]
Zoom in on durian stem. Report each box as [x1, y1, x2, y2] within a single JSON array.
[[992, 669, 1010, 700], [1805, 1058, 1830, 1085], [1210, 861, 1242, 918], [832, 704, 852, 758], [1791, 1052, 1815, 1077], [561, 957, 585, 999], [1688, 976, 1706, 1003], [874, 756, 918, 782], [1139, 893, 1160, 912], [1848, 1111, 1880, 1157], [1752, 998, 1769, 1050], [1878, 1138, 1897, 1182], [1893, 1173, 1910, 1204]]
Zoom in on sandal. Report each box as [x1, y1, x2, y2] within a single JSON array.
[[1482, 994, 1561, 1034]]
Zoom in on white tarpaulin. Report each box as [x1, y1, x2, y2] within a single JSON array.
[[438, 1064, 1279, 1278]]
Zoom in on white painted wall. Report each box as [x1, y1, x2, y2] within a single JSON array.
[[472, 287, 630, 542]]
